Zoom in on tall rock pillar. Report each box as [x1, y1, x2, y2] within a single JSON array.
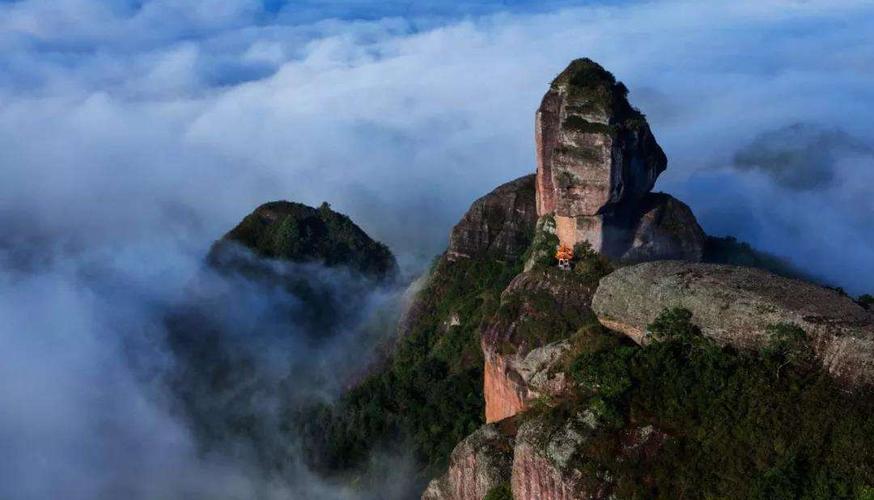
[[534, 58, 673, 259]]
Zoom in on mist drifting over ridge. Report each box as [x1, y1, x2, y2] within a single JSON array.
[[1, 0, 873, 498]]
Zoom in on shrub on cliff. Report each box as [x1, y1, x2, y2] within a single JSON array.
[[292, 256, 521, 477], [703, 235, 805, 281], [562, 307, 874, 498], [572, 241, 613, 286], [482, 483, 512, 500], [522, 215, 559, 270]]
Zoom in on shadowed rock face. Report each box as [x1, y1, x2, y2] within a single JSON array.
[[619, 193, 706, 263], [593, 261, 874, 386], [448, 174, 537, 262]]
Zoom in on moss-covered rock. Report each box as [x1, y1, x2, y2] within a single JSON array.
[[535, 58, 666, 220], [593, 261, 874, 386]]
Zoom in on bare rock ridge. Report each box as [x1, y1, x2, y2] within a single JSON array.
[[535, 58, 704, 261], [592, 261, 874, 386], [448, 174, 538, 262]]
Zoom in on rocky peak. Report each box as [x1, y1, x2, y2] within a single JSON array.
[[447, 174, 537, 262], [208, 200, 397, 280], [535, 58, 701, 261]]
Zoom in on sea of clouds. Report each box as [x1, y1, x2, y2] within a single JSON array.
[[1, 1, 872, 498]]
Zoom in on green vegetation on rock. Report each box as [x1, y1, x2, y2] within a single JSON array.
[[494, 271, 594, 355], [522, 215, 558, 271], [560, 307, 874, 498], [572, 241, 613, 286], [292, 255, 522, 478], [214, 201, 396, 279], [551, 57, 647, 130], [483, 483, 513, 500]]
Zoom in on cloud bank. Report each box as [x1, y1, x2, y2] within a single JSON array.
[[1, 0, 873, 498]]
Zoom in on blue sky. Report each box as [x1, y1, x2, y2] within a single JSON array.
[[1, 2, 873, 498]]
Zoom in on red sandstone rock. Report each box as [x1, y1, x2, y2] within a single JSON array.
[[421, 422, 515, 500], [481, 268, 596, 423], [534, 59, 666, 254]]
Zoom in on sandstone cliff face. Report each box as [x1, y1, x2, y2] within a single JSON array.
[[593, 261, 874, 385], [422, 422, 514, 500], [511, 410, 599, 500], [448, 174, 537, 262], [533, 59, 706, 263], [481, 268, 596, 423], [483, 339, 571, 424], [535, 59, 665, 219], [535, 59, 672, 259]]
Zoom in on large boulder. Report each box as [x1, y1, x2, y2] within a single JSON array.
[[422, 422, 515, 500], [592, 261, 874, 386], [619, 193, 706, 263], [481, 268, 597, 422], [535, 59, 672, 259], [448, 174, 537, 262], [535, 59, 665, 218]]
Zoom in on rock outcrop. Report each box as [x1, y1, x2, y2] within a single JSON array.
[[511, 410, 601, 500], [534, 58, 704, 262], [511, 409, 665, 499], [421, 422, 515, 500], [620, 193, 705, 263], [593, 261, 874, 385], [482, 268, 596, 422], [448, 174, 538, 262]]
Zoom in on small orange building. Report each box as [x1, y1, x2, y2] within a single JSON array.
[[555, 244, 574, 270]]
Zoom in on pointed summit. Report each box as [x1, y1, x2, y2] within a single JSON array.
[[535, 58, 701, 261]]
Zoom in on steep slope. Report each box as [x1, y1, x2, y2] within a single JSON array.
[[293, 175, 537, 482], [447, 174, 537, 262], [419, 57, 874, 499]]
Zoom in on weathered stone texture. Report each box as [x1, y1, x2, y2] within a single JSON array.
[[511, 410, 603, 500], [593, 261, 874, 386], [448, 174, 537, 262], [619, 193, 705, 263], [535, 59, 666, 220], [482, 268, 596, 423], [421, 423, 514, 500], [533, 59, 707, 263]]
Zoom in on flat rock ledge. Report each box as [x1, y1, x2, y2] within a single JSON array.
[[592, 261, 874, 387]]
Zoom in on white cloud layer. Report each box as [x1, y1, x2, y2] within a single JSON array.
[[1, 1, 873, 498]]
